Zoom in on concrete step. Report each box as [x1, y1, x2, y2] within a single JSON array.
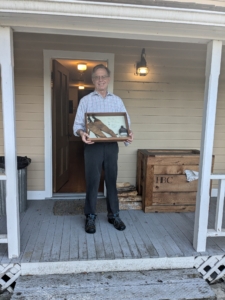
[[11, 269, 216, 300]]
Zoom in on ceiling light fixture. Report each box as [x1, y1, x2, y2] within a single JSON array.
[[136, 48, 148, 76], [77, 63, 87, 71], [78, 85, 85, 90]]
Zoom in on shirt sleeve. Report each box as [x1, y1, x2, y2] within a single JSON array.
[[73, 98, 86, 136]]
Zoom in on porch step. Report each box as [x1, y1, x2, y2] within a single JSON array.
[[11, 269, 216, 300]]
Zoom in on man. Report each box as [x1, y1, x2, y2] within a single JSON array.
[[73, 64, 133, 234]]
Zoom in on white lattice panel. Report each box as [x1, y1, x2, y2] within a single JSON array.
[[0, 263, 21, 293], [194, 255, 225, 283]]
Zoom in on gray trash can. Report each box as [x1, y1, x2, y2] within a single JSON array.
[[0, 156, 31, 215]]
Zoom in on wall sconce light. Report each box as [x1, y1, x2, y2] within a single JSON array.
[[77, 63, 87, 71], [78, 85, 85, 90], [136, 48, 148, 76]]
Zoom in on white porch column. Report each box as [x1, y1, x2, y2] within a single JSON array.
[[0, 27, 20, 258], [193, 40, 222, 252]]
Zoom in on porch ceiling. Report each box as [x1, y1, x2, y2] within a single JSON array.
[[1, 1, 225, 44]]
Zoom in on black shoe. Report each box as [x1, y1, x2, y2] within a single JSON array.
[[108, 214, 126, 231], [85, 214, 96, 234]]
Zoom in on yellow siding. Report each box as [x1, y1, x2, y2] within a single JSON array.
[[0, 32, 224, 191]]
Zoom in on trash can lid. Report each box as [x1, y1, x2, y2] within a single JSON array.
[[0, 156, 31, 170]]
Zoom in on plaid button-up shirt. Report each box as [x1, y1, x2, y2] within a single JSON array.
[[73, 91, 131, 136]]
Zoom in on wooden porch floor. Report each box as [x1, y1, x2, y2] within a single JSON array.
[[0, 199, 225, 264]]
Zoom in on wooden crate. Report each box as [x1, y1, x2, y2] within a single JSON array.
[[136, 149, 214, 213]]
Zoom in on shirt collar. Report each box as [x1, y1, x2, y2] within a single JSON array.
[[93, 90, 113, 97]]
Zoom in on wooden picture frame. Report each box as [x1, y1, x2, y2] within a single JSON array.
[[85, 112, 129, 142]]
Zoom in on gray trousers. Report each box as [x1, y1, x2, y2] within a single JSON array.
[[84, 142, 119, 217]]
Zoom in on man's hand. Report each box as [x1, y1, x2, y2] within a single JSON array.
[[126, 130, 134, 144], [78, 130, 94, 144]]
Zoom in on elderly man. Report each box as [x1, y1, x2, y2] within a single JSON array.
[[73, 64, 133, 234]]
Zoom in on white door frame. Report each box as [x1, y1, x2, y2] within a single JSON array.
[[43, 50, 115, 198]]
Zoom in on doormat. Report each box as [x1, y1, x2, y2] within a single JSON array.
[[53, 199, 107, 215]]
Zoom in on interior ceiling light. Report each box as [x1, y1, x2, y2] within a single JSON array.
[[78, 85, 85, 90], [136, 48, 148, 76], [77, 63, 87, 71]]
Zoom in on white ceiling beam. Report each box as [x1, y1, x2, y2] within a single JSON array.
[[1, 2, 225, 43], [1, 0, 225, 27], [1, 13, 225, 44]]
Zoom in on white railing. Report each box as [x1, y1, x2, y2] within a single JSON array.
[[0, 174, 8, 244], [207, 174, 225, 237]]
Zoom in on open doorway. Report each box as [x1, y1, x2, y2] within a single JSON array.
[[52, 59, 106, 194]]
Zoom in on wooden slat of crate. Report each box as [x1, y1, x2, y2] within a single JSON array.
[[142, 160, 154, 209], [152, 192, 196, 206], [143, 149, 199, 157], [145, 150, 199, 154], [144, 205, 195, 213], [136, 151, 143, 195], [154, 165, 199, 175], [146, 156, 200, 166], [153, 175, 198, 192]]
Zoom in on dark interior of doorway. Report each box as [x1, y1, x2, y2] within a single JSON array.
[[57, 88, 104, 193]]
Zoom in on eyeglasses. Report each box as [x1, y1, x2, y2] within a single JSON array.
[[92, 75, 109, 81]]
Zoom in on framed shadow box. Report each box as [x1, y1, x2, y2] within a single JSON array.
[[85, 112, 129, 142]]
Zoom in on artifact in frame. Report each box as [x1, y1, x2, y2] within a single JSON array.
[[85, 112, 129, 142]]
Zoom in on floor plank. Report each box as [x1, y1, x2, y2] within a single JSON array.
[[30, 217, 51, 262], [98, 214, 115, 260], [49, 216, 65, 262], [129, 210, 159, 257], [86, 227, 97, 260], [69, 215, 80, 261], [93, 217, 106, 259], [59, 215, 71, 261], [40, 213, 58, 262], [119, 211, 141, 258], [78, 216, 88, 260], [106, 217, 124, 259]]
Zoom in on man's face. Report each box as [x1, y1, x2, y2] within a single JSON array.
[[92, 68, 110, 93]]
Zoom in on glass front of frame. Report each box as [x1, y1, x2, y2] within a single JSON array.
[[85, 112, 129, 142]]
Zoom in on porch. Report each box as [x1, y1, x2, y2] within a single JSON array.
[[0, 199, 224, 278]]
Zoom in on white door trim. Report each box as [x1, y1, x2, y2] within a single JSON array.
[[43, 50, 115, 198]]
